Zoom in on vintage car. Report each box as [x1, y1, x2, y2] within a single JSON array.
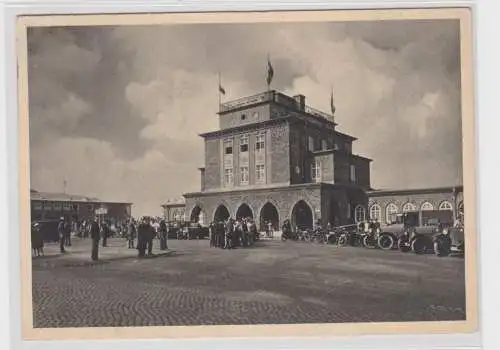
[[178, 222, 209, 240], [433, 225, 465, 257], [395, 216, 450, 255], [376, 212, 439, 252]]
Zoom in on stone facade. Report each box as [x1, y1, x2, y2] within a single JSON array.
[[176, 90, 373, 231]]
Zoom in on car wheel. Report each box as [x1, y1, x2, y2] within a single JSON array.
[[337, 235, 348, 247], [378, 234, 394, 250], [363, 235, 377, 249], [398, 237, 411, 252], [411, 237, 427, 255]]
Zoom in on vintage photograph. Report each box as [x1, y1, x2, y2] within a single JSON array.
[[17, 8, 476, 339]]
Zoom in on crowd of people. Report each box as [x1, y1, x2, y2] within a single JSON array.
[[208, 217, 259, 249], [31, 215, 170, 261]]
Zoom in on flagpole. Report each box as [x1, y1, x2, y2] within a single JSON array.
[[267, 53, 270, 92], [218, 72, 221, 112]]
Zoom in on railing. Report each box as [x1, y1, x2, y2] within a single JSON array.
[[220, 91, 274, 112], [220, 90, 335, 123], [305, 105, 334, 122]]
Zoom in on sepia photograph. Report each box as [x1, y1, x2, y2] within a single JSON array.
[[16, 8, 477, 340]]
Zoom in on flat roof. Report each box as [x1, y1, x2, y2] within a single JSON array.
[[30, 189, 132, 205]]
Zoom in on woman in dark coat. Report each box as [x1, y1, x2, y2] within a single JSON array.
[[31, 222, 44, 257]]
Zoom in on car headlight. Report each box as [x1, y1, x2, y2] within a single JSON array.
[[442, 228, 449, 235]]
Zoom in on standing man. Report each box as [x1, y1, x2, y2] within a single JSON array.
[[127, 219, 136, 249], [101, 220, 110, 247], [159, 219, 168, 250], [146, 217, 155, 256], [225, 218, 234, 250], [90, 217, 100, 261], [64, 218, 72, 247], [57, 217, 66, 253], [137, 217, 147, 258]]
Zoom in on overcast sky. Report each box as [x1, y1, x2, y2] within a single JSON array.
[[27, 19, 463, 216]]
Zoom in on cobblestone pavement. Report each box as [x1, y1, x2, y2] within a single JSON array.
[[32, 239, 466, 328]]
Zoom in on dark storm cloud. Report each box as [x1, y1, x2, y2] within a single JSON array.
[[27, 19, 463, 215]]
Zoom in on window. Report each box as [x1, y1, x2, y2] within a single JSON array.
[[311, 159, 321, 183], [421, 202, 434, 211], [369, 204, 381, 221], [256, 164, 266, 183], [308, 136, 314, 151], [255, 133, 265, 152], [314, 138, 322, 151], [241, 114, 246, 121], [439, 201, 453, 211], [386, 203, 398, 223], [402, 202, 417, 212], [321, 140, 328, 150], [63, 203, 71, 211], [33, 201, 42, 210], [240, 135, 249, 153], [53, 202, 62, 211], [354, 205, 366, 223], [224, 139, 233, 155], [240, 167, 249, 185], [350, 164, 356, 182], [224, 169, 233, 186]]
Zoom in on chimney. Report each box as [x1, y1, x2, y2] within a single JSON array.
[[293, 94, 306, 111]]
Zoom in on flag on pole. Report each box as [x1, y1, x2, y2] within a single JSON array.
[[218, 72, 226, 95], [266, 54, 274, 88], [330, 87, 336, 116], [219, 84, 226, 95]]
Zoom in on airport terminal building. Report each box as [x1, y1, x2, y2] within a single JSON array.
[[163, 90, 464, 231]]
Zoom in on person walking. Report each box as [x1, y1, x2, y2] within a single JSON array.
[[31, 222, 44, 257], [101, 220, 110, 247], [57, 217, 66, 253], [64, 219, 72, 247], [127, 219, 136, 249], [89, 217, 100, 261], [159, 219, 168, 250], [146, 218, 155, 256], [225, 218, 234, 249]]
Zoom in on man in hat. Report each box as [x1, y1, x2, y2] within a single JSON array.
[[89, 216, 101, 261], [57, 217, 66, 253], [159, 218, 168, 250], [136, 217, 148, 258]]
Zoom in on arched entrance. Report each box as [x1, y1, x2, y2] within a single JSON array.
[[236, 203, 253, 220], [213, 205, 230, 222], [259, 202, 279, 231], [190, 206, 204, 225], [292, 200, 313, 231]]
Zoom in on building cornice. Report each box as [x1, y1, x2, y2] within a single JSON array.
[[199, 117, 290, 139], [367, 185, 464, 197]]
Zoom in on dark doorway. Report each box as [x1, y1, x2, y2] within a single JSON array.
[[213, 205, 230, 222], [292, 200, 313, 231], [329, 198, 341, 227], [190, 206, 202, 223], [259, 202, 279, 231], [236, 204, 253, 220]]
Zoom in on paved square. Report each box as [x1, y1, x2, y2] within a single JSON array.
[[32, 238, 466, 328]]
